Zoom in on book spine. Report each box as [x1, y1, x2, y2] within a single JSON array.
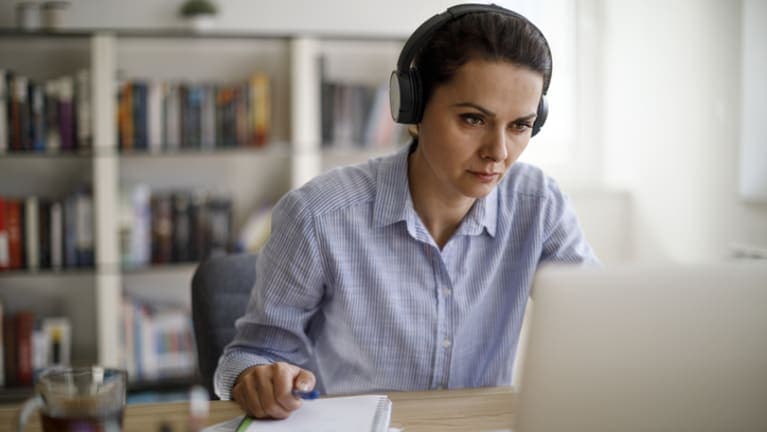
[[50, 201, 63, 270], [76, 69, 91, 150], [15, 311, 35, 386], [0, 301, 4, 386], [172, 192, 191, 262], [151, 194, 173, 264], [200, 84, 215, 150], [74, 189, 94, 267], [6, 199, 23, 269], [120, 81, 134, 152], [147, 80, 163, 153], [250, 73, 271, 147], [130, 184, 151, 267], [11, 75, 29, 151], [0, 69, 8, 154], [63, 194, 77, 268], [37, 199, 51, 269], [3, 313, 16, 387], [58, 77, 75, 151], [30, 82, 46, 152], [45, 80, 61, 152], [24, 196, 39, 271], [164, 83, 180, 151], [0, 197, 9, 270], [133, 81, 148, 151]]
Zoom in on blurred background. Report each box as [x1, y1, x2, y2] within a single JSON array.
[[0, 0, 764, 403]]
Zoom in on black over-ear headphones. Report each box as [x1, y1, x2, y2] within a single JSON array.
[[389, 3, 551, 137]]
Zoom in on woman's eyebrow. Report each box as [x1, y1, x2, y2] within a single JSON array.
[[452, 102, 537, 122], [453, 102, 495, 117]]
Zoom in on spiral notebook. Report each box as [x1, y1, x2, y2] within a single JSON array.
[[203, 394, 392, 432]]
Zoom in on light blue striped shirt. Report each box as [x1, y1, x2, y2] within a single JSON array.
[[215, 144, 597, 399]]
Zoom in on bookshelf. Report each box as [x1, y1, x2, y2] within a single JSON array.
[[0, 29, 402, 394]]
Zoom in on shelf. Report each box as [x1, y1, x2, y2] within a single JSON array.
[[0, 268, 96, 278], [0, 149, 94, 159], [0, 387, 33, 405], [117, 142, 291, 159], [121, 263, 199, 275], [0, 28, 405, 42]]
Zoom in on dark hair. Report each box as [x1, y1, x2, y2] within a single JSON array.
[[414, 11, 552, 110]]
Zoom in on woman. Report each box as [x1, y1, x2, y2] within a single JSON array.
[[215, 4, 597, 419]]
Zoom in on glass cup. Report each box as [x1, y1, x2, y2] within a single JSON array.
[[17, 366, 128, 432]]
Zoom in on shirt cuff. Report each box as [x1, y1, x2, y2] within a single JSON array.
[[213, 350, 273, 400]]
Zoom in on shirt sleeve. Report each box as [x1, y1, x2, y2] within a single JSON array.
[[539, 177, 600, 266], [214, 189, 326, 400]]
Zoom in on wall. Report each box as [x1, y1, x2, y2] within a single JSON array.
[[0, 0, 490, 35], [601, 0, 767, 262]]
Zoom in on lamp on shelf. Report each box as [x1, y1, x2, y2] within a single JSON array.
[[179, 0, 218, 32]]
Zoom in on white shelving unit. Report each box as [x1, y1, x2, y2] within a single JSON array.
[[0, 29, 402, 383]]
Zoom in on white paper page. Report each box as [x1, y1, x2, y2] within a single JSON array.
[[205, 395, 389, 432]]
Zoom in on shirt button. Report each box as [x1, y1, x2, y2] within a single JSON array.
[[442, 339, 452, 348]]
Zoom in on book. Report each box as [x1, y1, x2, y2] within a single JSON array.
[[15, 311, 35, 386], [147, 80, 163, 153], [29, 82, 46, 152], [204, 395, 392, 432], [41, 317, 71, 366], [75, 69, 91, 149], [249, 73, 270, 147], [2, 313, 16, 387], [0, 300, 4, 386], [24, 196, 39, 271], [58, 77, 75, 151], [0, 69, 8, 154], [50, 200, 63, 270], [6, 199, 23, 269], [10, 74, 29, 151], [74, 188, 94, 267], [0, 197, 9, 270], [44, 79, 61, 152]]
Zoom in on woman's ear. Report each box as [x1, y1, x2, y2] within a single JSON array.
[[407, 124, 419, 138]]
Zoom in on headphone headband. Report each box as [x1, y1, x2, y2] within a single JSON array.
[[395, 3, 552, 93], [389, 3, 552, 135]]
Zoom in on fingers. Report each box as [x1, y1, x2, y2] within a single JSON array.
[[293, 368, 317, 393], [232, 362, 313, 420]]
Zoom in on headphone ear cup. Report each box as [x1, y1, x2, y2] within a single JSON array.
[[531, 95, 548, 137], [389, 68, 423, 124]]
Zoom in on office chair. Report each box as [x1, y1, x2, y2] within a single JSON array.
[[191, 253, 257, 399]]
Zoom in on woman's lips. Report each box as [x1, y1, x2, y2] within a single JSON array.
[[469, 171, 500, 183]]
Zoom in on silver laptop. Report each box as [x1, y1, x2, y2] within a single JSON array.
[[514, 262, 767, 432]]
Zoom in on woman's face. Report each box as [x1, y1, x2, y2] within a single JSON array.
[[412, 59, 544, 202]]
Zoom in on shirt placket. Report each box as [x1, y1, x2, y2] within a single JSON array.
[[429, 243, 455, 390]]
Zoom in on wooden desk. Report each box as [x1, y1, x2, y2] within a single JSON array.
[[1, 386, 514, 432]]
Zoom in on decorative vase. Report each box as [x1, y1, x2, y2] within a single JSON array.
[[186, 14, 216, 32]]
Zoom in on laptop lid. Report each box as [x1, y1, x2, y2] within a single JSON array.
[[514, 262, 767, 432]]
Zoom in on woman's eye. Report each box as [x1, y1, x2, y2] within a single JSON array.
[[460, 114, 485, 126], [511, 122, 532, 132]]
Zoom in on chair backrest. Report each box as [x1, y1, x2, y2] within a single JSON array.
[[191, 253, 257, 399]]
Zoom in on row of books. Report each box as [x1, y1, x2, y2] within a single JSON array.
[[0, 189, 94, 272], [120, 185, 233, 268], [117, 73, 271, 153], [1, 302, 72, 388], [0, 68, 91, 154], [320, 80, 406, 150], [120, 296, 196, 382]]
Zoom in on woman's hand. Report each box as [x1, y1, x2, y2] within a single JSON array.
[[232, 362, 317, 419]]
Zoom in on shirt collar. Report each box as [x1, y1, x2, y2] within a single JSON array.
[[372, 142, 498, 238]]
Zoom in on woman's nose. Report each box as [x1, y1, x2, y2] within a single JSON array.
[[481, 129, 508, 162]]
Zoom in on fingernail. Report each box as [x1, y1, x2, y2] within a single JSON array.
[[297, 381, 309, 391]]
